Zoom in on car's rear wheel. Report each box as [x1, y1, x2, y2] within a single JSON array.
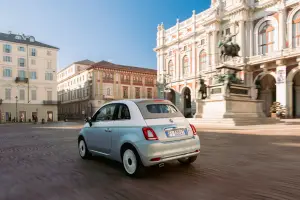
[[122, 148, 145, 177], [78, 138, 91, 159], [178, 155, 198, 165]]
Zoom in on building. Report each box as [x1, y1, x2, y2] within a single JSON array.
[[0, 32, 59, 123], [57, 59, 95, 120], [57, 60, 157, 119], [155, 0, 300, 118]]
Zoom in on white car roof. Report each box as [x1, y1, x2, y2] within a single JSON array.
[[109, 99, 172, 104]]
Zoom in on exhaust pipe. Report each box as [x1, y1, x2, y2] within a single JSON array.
[[158, 163, 164, 168]]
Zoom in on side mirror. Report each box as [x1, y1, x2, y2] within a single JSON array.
[[85, 117, 92, 127]]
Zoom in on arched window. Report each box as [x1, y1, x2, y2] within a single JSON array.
[[199, 51, 207, 72], [182, 56, 189, 76], [258, 21, 274, 54], [168, 60, 174, 79], [107, 88, 111, 95], [292, 10, 300, 48]]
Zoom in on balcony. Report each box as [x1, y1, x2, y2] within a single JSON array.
[[248, 48, 300, 65], [252, 0, 277, 8], [133, 81, 143, 86], [103, 95, 114, 100], [15, 77, 28, 83], [103, 78, 114, 83], [43, 100, 60, 105], [121, 80, 131, 85]]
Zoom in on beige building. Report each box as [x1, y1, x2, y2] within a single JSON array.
[[0, 32, 59, 123], [57, 59, 95, 120], [57, 60, 157, 119], [155, 0, 300, 118]]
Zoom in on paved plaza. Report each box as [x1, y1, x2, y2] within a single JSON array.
[[0, 122, 300, 200]]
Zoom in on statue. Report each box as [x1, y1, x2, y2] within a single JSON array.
[[198, 79, 207, 99], [218, 23, 241, 63]]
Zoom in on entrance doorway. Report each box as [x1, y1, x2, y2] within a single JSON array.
[[293, 71, 300, 118], [19, 111, 26, 122], [258, 74, 276, 117], [166, 89, 176, 105], [32, 112, 37, 122], [182, 87, 192, 118], [47, 111, 53, 122]]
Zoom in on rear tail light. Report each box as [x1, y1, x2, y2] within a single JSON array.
[[142, 127, 159, 140], [150, 157, 161, 161], [190, 124, 197, 135]]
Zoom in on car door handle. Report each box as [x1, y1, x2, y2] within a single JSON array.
[[105, 128, 111, 132]]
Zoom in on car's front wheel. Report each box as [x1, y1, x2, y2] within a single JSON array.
[[178, 155, 198, 165], [78, 138, 91, 159], [122, 148, 145, 177]]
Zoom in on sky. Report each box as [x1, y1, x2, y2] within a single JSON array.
[[0, 0, 211, 70]]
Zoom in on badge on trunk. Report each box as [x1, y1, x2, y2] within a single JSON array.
[[169, 119, 173, 123]]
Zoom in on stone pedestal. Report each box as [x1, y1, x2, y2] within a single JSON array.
[[192, 83, 278, 126]]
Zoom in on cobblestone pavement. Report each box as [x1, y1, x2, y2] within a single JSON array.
[[0, 122, 300, 200]]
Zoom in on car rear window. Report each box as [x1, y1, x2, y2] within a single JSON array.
[[135, 100, 183, 119], [146, 104, 178, 114]]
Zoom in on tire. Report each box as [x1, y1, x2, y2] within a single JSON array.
[[122, 147, 145, 177], [78, 138, 92, 159], [178, 155, 198, 165]]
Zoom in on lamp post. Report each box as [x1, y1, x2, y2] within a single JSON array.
[[158, 72, 171, 99], [0, 98, 3, 123], [15, 96, 18, 122]]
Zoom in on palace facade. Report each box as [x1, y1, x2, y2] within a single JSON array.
[[155, 0, 300, 118]]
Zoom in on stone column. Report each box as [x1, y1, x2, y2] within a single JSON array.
[[231, 23, 236, 44], [286, 81, 293, 117], [211, 31, 218, 69], [278, 7, 287, 50], [156, 53, 160, 82], [295, 86, 300, 117], [248, 20, 254, 57], [239, 20, 245, 58], [206, 32, 211, 71], [176, 47, 180, 80], [192, 42, 196, 76]]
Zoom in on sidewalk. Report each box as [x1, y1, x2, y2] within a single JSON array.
[[191, 119, 300, 129]]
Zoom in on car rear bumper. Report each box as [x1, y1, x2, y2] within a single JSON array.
[[135, 135, 200, 167]]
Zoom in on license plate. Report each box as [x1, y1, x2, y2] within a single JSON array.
[[165, 128, 187, 137]]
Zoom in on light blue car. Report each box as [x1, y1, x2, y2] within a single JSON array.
[[78, 99, 200, 177]]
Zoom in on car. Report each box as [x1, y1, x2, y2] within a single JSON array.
[[78, 99, 200, 177]]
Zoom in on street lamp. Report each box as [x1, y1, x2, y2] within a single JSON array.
[[15, 96, 18, 122], [0, 98, 3, 123], [159, 73, 172, 99]]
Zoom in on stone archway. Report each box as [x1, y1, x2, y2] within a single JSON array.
[[286, 65, 300, 117], [181, 87, 192, 118], [292, 71, 300, 117], [258, 74, 276, 117]]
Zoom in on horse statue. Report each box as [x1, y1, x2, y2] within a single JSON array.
[[218, 24, 241, 63]]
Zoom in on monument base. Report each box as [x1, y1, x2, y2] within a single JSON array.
[[192, 98, 279, 126]]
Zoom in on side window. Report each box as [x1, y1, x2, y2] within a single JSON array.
[[116, 104, 131, 120], [93, 104, 116, 121]]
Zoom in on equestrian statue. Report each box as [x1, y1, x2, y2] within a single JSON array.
[[218, 23, 241, 63]]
